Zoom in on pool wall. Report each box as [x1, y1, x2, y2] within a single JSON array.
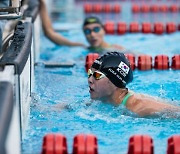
[[0, 1, 40, 153]]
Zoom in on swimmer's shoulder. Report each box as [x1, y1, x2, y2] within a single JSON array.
[[110, 44, 124, 50]]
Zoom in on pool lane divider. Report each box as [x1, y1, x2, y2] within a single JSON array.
[[84, 3, 180, 14], [132, 4, 179, 13], [127, 135, 154, 154], [41, 133, 180, 154], [84, 3, 121, 13], [41, 133, 98, 154], [41, 134, 68, 154], [85, 53, 180, 72], [73, 134, 98, 154], [104, 21, 179, 35]]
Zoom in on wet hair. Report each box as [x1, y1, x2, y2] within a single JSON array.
[[92, 51, 133, 88]]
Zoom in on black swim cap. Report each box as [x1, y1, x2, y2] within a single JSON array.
[[92, 52, 133, 88], [83, 16, 103, 27]]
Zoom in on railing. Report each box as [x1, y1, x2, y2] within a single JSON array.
[[0, 0, 22, 19]]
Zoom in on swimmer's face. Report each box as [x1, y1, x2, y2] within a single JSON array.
[[83, 23, 105, 48], [88, 68, 116, 100]]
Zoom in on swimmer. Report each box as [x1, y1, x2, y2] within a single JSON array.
[[87, 51, 180, 117], [83, 16, 140, 55]]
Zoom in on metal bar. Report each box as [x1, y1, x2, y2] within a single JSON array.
[[0, 7, 17, 13], [0, 12, 22, 20]]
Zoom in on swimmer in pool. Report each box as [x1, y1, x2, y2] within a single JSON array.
[[87, 51, 180, 117], [83, 16, 140, 55]]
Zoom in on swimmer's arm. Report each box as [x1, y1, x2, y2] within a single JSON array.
[[39, 0, 86, 47], [133, 95, 180, 116], [53, 102, 72, 111]]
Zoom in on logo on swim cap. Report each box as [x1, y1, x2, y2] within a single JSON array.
[[87, 18, 98, 23], [118, 61, 130, 74], [83, 16, 103, 27]]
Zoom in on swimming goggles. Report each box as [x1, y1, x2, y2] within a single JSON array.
[[88, 69, 106, 80], [84, 26, 101, 35]]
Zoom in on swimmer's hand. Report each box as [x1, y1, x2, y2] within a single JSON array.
[[53, 102, 69, 111]]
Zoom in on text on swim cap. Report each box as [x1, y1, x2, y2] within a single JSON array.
[[117, 68, 127, 77], [94, 59, 102, 65], [108, 68, 126, 84]]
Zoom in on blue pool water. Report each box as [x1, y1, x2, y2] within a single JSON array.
[[22, 0, 180, 153], [22, 28, 180, 154]]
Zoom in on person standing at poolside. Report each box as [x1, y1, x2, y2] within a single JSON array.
[[87, 51, 180, 117], [39, 0, 86, 47]]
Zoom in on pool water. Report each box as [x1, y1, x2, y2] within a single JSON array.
[[22, 28, 180, 154]]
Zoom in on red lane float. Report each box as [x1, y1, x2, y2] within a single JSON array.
[[42, 134, 68, 154], [141, 4, 150, 13], [93, 4, 103, 13], [159, 5, 168, 13], [138, 55, 152, 70], [167, 135, 180, 154], [125, 54, 136, 70], [171, 55, 180, 70], [104, 21, 115, 34], [112, 4, 121, 13], [84, 4, 93, 13], [166, 22, 176, 34], [127, 135, 154, 154], [154, 22, 164, 35], [169, 5, 178, 13], [117, 22, 127, 35], [129, 22, 139, 33], [85, 53, 100, 72], [103, 4, 111, 13], [154, 55, 169, 70], [132, 4, 140, 13], [73, 134, 98, 154], [142, 22, 152, 33], [150, 5, 159, 13]]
